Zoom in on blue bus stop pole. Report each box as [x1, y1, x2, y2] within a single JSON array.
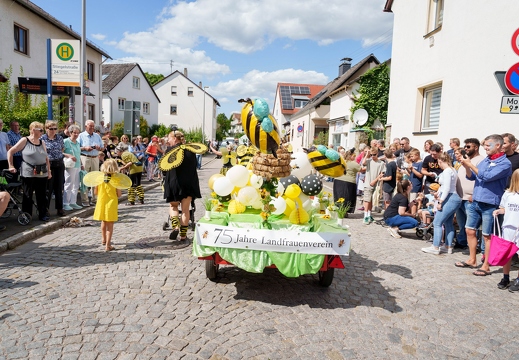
[[47, 39, 52, 120]]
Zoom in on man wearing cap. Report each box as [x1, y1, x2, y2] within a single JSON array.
[[453, 138, 484, 250], [78, 120, 104, 206]]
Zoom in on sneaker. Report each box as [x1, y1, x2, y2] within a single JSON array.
[[440, 246, 453, 254], [363, 217, 370, 225], [69, 203, 83, 210], [357, 206, 365, 211], [169, 229, 179, 240], [0, 225, 6, 232], [369, 216, 375, 223], [421, 245, 440, 255], [418, 223, 428, 229], [63, 205, 73, 211], [81, 202, 90, 207], [139, 199, 144, 205], [509, 278, 519, 292], [387, 227, 402, 239], [497, 278, 511, 290]]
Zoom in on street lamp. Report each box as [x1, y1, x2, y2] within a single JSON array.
[[202, 86, 209, 144]]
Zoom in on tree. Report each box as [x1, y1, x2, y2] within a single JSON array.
[[313, 130, 329, 146], [215, 113, 231, 141], [350, 63, 390, 131], [144, 72, 165, 86]]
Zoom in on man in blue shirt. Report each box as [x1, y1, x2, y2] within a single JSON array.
[[78, 120, 104, 206], [455, 134, 511, 276], [7, 121, 22, 171]]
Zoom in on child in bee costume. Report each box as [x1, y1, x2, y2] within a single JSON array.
[[160, 131, 205, 241], [83, 159, 131, 251], [209, 143, 237, 175], [116, 143, 144, 205]]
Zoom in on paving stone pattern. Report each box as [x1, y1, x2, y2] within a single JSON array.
[[1, 158, 518, 359]]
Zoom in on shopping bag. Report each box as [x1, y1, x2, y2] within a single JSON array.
[[488, 216, 519, 266]]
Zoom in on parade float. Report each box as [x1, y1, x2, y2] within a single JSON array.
[[193, 98, 352, 287]]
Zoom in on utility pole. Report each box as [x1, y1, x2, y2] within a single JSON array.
[[80, 0, 86, 129], [202, 86, 209, 144], [170, 60, 173, 74]]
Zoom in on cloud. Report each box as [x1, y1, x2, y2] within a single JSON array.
[[91, 33, 106, 41], [209, 69, 329, 114], [114, 0, 393, 78]]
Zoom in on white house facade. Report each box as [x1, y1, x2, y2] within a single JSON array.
[[289, 55, 380, 153], [0, 0, 110, 126], [153, 70, 219, 141], [102, 63, 160, 128], [384, 0, 519, 145]]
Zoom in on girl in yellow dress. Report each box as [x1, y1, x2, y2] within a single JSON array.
[[93, 159, 122, 251]]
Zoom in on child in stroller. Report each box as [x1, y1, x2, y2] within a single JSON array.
[[415, 184, 440, 240]]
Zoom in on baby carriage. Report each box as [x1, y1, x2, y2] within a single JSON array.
[[0, 170, 31, 225], [162, 198, 197, 232]]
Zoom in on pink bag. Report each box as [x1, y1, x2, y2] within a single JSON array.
[[488, 217, 519, 267]]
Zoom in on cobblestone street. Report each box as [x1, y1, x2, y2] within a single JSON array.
[[1, 158, 518, 359]]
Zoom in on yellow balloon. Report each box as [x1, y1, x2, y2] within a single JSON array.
[[283, 197, 295, 217], [284, 184, 301, 199], [208, 173, 224, 190]]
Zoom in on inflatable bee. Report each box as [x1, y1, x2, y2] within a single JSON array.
[[236, 144, 257, 166], [305, 145, 347, 178], [83, 171, 132, 189], [220, 147, 238, 166], [159, 143, 207, 171], [238, 98, 280, 156]]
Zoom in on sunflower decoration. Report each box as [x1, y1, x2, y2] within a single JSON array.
[[159, 143, 208, 171], [258, 178, 279, 229]]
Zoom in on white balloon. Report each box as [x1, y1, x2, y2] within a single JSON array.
[[276, 181, 285, 195], [226, 165, 250, 187], [213, 177, 234, 197], [270, 197, 287, 215], [237, 186, 259, 206], [290, 151, 313, 180], [251, 198, 263, 210], [249, 174, 263, 189], [302, 199, 313, 211]]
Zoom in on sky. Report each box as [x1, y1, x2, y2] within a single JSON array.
[[31, 0, 394, 118]]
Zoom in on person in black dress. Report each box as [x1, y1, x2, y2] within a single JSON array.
[[163, 131, 201, 241]]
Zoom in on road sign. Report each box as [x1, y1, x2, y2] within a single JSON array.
[[51, 39, 80, 87], [500, 96, 519, 114], [512, 28, 519, 56], [505, 62, 519, 95], [297, 125, 303, 132]]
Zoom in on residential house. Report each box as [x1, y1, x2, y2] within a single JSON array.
[[383, 0, 519, 145], [289, 55, 380, 152], [153, 69, 219, 140], [0, 0, 110, 125], [229, 112, 242, 137], [102, 63, 160, 128], [272, 83, 325, 142]]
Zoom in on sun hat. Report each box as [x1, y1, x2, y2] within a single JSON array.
[[429, 183, 440, 191]]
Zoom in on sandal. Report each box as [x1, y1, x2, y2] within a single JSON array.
[[473, 269, 491, 276]]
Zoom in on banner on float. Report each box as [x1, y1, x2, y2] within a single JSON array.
[[196, 223, 350, 256]]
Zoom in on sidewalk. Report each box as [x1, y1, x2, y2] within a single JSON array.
[[0, 154, 219, 253]]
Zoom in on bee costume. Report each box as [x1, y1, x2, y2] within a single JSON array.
[[83, 172, 131, 222], [160, 143, 206, 203]]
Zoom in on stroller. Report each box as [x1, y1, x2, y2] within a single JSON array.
[[0, 170, 31, 225], [162, 198, 197, 231]]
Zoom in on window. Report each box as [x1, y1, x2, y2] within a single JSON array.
[[143, 102, 150, 115], [421, 86, 442, 131], [87, 61, 95, 81], [427, 0, 444, 33], [88, 103, 95, 121], [14, 24, 28, 55], [170, 105, 177, 115], [187, 87, 193, 96], [102, 74, 109, 81], [294, 99, 308, 108], [133, 76, 140, 89], [171, 86, 177, 95], [118, 98, 125, 111]]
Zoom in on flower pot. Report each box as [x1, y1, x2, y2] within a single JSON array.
[[325, 208, 331, 216], [337, 218, 347, 227], [204, 210, 211, 220]]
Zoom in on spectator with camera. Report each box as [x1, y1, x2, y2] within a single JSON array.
[[421, 143, 443, 194]]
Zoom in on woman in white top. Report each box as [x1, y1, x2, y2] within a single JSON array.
[[422, 152, 462, 255]]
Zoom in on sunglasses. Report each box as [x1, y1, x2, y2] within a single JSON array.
[[33, 128, 43, 132], [464, 145, 472, 149], [48, 127, 57, 130]]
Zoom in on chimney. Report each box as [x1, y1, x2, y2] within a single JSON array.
[[199, 81, 202, 88], [183, 68, 188, 78], [339, 57, 352, 76]]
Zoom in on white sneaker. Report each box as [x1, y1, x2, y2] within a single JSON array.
[[421, 245, 440, 255], [440, 246, 453, 254], [63, 205, 73, 211], [387, 227, 402, 239]]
